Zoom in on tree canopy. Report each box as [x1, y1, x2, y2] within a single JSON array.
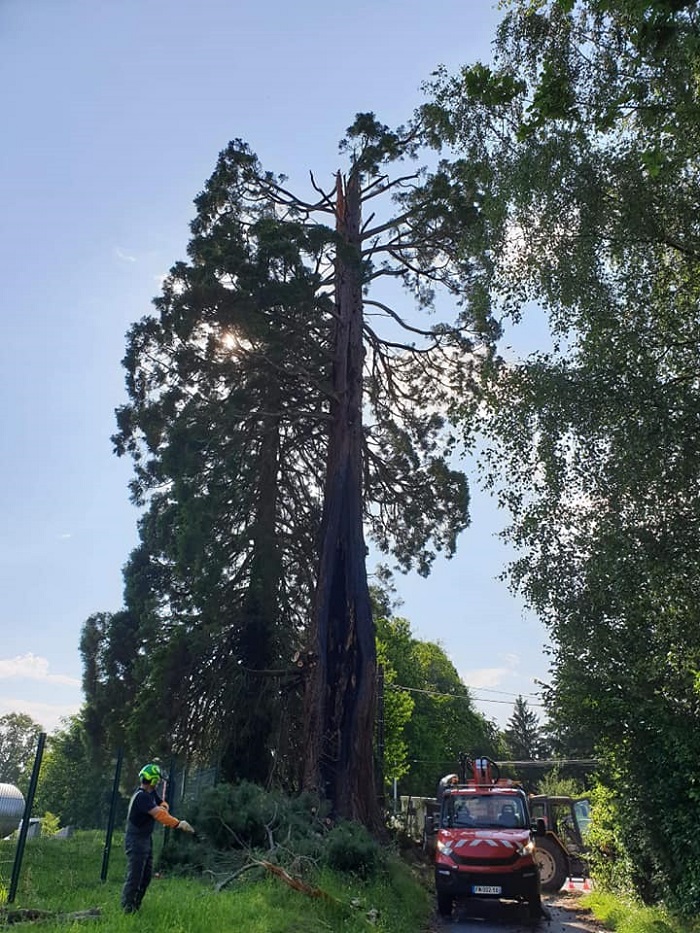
[[0, 712, 43, 790], [376, 615, 501, 795], [424, 0, 700, 911], [34, 717, 115, 829], [504, 696, 546, 763]]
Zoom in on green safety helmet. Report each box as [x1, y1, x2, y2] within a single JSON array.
[[138, 763, 163, 785]]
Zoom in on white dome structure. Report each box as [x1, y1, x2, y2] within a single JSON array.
[[0, 783, 25, 837]]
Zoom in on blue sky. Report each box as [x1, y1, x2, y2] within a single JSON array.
[[1, 0, 551, 735]]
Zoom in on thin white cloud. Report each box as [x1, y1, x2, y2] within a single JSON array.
[[462, 654, 519, 689], [0, 654, 80, 687], [115, 247, 137, 263], [464, 667, 512, 689], [0, 696, 81, 734]]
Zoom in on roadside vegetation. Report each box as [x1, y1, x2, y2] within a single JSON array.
[[566, 782, 700, 931], [585, 892, 700, 933]]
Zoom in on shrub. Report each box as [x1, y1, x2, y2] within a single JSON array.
[[586, 781, 636, 895], [323, 822, 381, 878], [161, 781, 333, 875], [187, 782, 328, 851], [40, 811, 61, 836]]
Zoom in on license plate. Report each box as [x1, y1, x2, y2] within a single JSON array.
[[472, 885, 502, 895]]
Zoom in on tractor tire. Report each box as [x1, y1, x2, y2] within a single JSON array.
[[534, 836, 568, 892], [436, 890, 453, 917]]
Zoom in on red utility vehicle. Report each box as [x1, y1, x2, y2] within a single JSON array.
[[425, 755, 547, 920]]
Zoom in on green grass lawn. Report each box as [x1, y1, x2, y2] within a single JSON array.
[[0, 831, 433, 932]]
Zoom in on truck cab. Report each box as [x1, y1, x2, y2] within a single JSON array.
[[427, 756, 546, 920]]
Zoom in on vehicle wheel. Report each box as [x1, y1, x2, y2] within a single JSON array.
[[534, 836, 568, 892], [436, 891, 453, 917]]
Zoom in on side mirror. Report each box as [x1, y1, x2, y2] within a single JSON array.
[[425, 816, 436, 835], [532, 818, 547, 837]]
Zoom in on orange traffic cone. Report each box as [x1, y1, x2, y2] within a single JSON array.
[[567, 877, 576, 891], [583, 877, 592, 891]]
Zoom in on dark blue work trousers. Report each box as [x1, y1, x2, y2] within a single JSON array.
[[121, 832, 153, 911]]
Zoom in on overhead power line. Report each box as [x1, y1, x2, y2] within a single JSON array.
[[496, 759, 599, 768], [464, 686, 543, 699], [388, 682, 545, 708], [404, 757, 599, 767]]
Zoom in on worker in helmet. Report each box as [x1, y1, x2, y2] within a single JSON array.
[[498, 803, 519, 827], [437, 773, 459, 802], [121, 763, 196, 913]]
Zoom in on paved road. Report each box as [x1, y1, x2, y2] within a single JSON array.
[[436, 892, 606, 933]]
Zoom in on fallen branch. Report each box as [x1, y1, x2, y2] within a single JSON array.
[[214, 856, 339, 903], [256, 859, 339, 902], [213, 862, 262, 892]]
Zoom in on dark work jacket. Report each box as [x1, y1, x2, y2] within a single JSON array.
[[125, 787, 162, 837]]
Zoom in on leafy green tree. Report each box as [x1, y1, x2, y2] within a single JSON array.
[[33, 716, 115, 829], [376, 646, 414, 788], [535, 768, 582, 798], [424, 0, 700, 910], [0, 712, 42, 790], [540, 711, 598, 789], [376, 615, 500, 796], [376, 616, 420, 790], [585, 781, 636, 897]]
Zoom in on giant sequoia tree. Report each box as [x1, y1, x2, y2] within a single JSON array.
[[424, 0, 700, 908], [93, 114, 494, 824]]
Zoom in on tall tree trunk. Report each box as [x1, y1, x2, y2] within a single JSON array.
[[303, 170, 380, 829]]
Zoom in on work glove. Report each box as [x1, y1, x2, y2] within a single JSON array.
[[178, 820, 195, 834]]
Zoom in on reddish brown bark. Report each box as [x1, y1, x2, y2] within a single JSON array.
[[302, 170, 380, 829]]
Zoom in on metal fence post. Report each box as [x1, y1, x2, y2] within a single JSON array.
[[376, 665, 385, 808], [100, 748, 124, 882], [8, 732, 46, 903]]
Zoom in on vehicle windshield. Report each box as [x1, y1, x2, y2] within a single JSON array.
[[441, 793, 527, 829], [573, 798, 591, 837]]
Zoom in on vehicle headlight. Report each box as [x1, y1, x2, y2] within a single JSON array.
[[517, 839, 536, 857]]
